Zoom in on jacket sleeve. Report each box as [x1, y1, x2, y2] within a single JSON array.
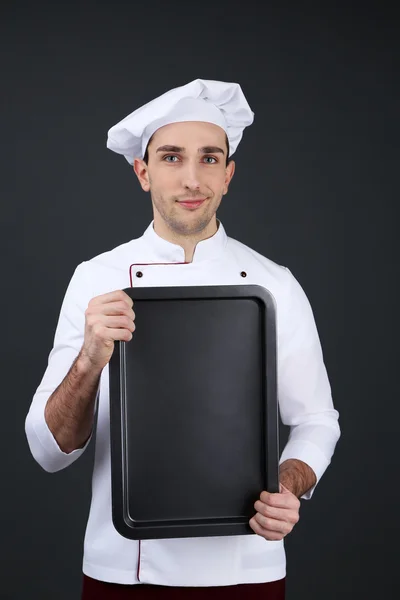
[[25, 261, 97, 473], [277, 267, 341, 499]]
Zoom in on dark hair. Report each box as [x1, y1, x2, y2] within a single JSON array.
[[143, 132, 231, 166]]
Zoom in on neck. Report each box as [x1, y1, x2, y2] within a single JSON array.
[[153, 215, 218, 263]]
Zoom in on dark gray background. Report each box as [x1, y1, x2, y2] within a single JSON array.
[[2, 1, 398, 598]]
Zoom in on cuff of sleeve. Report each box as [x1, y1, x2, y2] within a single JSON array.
[[30, 411, 92, 472], [279, 440, 330, 500]]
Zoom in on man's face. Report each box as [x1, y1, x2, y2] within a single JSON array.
[[133, 121, 235, 237]]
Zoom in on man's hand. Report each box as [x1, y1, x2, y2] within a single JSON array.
[[249, 483, 300, 541], [80, 290, 136, 371]]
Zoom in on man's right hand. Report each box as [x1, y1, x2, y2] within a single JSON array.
[[80, 290, 136, 371]]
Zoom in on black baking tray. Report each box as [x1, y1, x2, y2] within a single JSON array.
[[109, 285, 279, 540]]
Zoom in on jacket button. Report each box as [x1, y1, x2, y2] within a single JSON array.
[[240, 271, 247, 277], [136, 271, 143, 278]]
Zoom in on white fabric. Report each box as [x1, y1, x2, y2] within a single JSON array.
[[142, 97, 228, 158], [25, 220, 340, 586], [107, 79, 254, 163]]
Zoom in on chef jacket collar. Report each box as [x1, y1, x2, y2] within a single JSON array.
[[142, 219, 227, 263]]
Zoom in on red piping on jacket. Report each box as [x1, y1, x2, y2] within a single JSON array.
[[137, 540, 141, 582], [129, 262, 189, 287]]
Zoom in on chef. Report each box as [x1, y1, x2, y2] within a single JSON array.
[[25, 79, 341, 599]]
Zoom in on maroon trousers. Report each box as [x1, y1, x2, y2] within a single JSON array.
[[81, 575, 285, 599]]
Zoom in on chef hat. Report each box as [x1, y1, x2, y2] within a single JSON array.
[[106, 78, 254, 164]]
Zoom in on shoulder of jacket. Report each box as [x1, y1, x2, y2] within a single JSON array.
[[226, 236, 291, 282], [83, 236, 144, 269]]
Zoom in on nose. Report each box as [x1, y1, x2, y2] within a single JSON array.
[[181, 160, 201, 191]]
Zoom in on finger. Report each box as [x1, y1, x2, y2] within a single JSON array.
[[254, 512, 293, 536], [249, 516, 284, 541], [87, 312, 135, 330], [254, 501, 299, 525], [90, 290, 134, 308], [100, 302, 135, 319], [260, 490, 300, 510], [101, 316, 135, 331], [104, 327, 134, 342]]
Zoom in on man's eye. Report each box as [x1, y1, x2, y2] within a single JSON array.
[[164, 155, 179, 162], [204, 156, 217, 164]]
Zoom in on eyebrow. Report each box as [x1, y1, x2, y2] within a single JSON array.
[[156, 145, 225, 155]]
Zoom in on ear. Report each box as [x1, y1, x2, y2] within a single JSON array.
[[223, 160, 235, 195], [133, 158, 150, 192]]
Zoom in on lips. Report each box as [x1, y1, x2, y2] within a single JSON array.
[[177, 198, 207, 209]]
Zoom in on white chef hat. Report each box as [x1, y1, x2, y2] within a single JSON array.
[[106, 78, 254, 164]]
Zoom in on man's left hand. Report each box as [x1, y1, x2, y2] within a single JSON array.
[[249, 483, 300, 541]]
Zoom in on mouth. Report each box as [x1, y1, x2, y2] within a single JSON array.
[[177, 198, 207, 210]]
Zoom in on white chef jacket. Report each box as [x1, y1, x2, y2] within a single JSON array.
[[25, 219, 340, 587]]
